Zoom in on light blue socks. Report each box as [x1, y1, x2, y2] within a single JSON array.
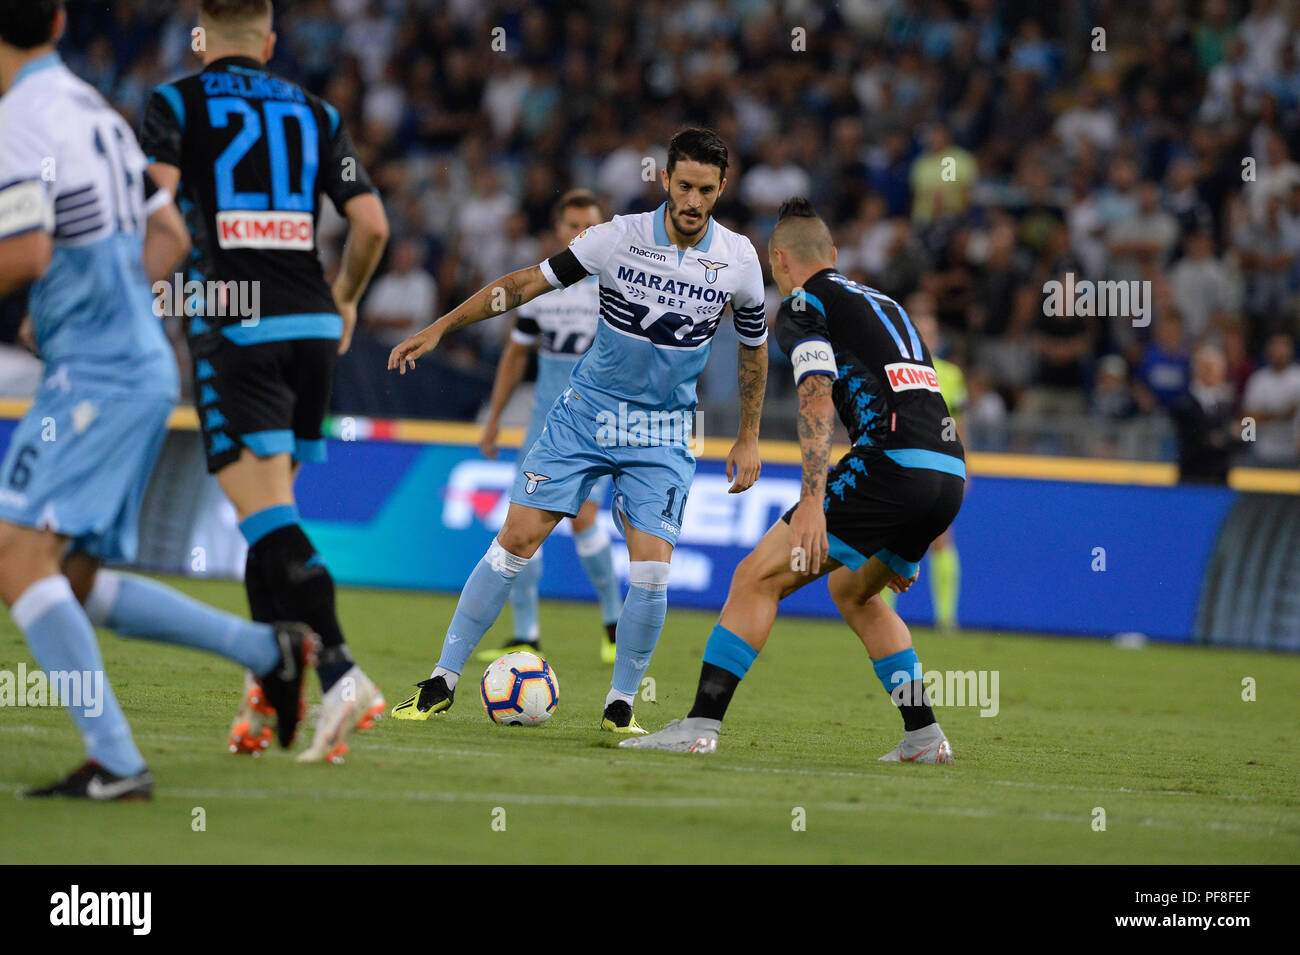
[[86, 571, 279, 675], [608, 560, 670, 704], [435, 539, 531, 685], [11, 575, 145, 777]]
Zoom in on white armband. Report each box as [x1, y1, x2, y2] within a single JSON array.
[[0, 179, 52, 241], [790, 337, 837, 386]]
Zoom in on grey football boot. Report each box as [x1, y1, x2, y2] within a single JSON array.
[[617, 716, 720, 753], [878, 722, 954, 763]]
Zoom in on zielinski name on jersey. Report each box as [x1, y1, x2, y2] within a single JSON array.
[[216, 210, 313, 250], [884, 361, 942, 393]]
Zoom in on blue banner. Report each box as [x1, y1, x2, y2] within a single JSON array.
[[294, 437, 1241, 644], [2, 415, 1285, 646]]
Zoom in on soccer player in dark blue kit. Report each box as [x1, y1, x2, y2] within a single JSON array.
[[140, 0, 390, 763], [624, 199, 963, 762]]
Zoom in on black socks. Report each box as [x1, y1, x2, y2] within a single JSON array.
[[245, 522, 351, 691], [687, 662, 741, 722], [892, 679, 937, 732]]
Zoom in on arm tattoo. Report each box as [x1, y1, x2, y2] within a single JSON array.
[[797, 375, 835, 500], [446, 266, 544, 333], [737, 341, 767, 437], [498, 272, 528, 312]]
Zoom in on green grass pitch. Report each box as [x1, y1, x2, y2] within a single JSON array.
[[1, 576, 1296, 864]]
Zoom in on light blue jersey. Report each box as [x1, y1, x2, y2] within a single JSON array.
[[515, 205, 768, 545], [0, 54, 179, 558], [511, 274, 600, 448], [539, 203, 767, 423]]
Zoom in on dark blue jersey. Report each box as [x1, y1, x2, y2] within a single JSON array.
[[140, 56, 375, 331], [776, 268, 965, 476]]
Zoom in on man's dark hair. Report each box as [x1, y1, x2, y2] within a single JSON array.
[[777, 197, 820, 221], [0, 0, 61, 50], [554, 188, 600, 221], [201, 0, 273, 22], [666, 128, 729, 179]]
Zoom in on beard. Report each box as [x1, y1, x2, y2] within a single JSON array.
[[667, 197, 709, 237]]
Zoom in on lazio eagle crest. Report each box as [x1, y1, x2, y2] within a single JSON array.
[[699, 259, 728, 284]]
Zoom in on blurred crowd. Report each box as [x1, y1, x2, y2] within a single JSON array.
[[3, 0, 1300, 473]]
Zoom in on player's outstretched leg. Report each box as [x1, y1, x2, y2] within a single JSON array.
[[619, 520, 804, 752], [476, 545, 544, 661], [393, 504, 560, 720], [0, 524, 153, 800], [829, 565, 953, 763], [67, 559, 317, 753], [570, 501, 622, 663]]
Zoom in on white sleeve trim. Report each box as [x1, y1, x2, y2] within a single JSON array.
[[509, 328, 538, 346], [539, 258, 564, 290]]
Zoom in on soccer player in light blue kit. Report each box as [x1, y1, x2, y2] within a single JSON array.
[[0, 0, 312, 800], [475, 189, 624, 665], [390, 129, 769, 732]]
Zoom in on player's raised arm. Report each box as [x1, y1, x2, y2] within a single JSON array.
[[389, 215, 620, 374], [387, 264, 555, 374]]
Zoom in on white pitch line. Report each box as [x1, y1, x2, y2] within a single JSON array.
[[0, 781, 1282, 836], [0, 722, 1274, 805]]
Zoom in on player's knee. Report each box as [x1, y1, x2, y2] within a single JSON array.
[[828, 569, 871, 610], [497, 525, 543, 559], [732, 551, 780, 598]]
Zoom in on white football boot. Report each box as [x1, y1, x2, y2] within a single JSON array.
[[617, 717, 720, 753], [297, 666, 386, 764], [878, 722, 954, 764]]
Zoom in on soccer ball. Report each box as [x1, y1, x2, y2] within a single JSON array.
[[480, 651, 559, 726]]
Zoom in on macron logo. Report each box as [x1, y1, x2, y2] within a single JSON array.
[[884, 362, 941, 393], [50, 885, 151, 936]]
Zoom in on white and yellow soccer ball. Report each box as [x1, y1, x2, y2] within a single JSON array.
[[480, 651, 559, 726]]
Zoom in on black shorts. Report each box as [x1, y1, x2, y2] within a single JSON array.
[[782, 453, 964, 578], [191, 335, 338, 474]]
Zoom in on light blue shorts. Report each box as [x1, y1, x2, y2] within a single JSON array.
[[510, 395, 695, 546], [0, 376, 172, 563]]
